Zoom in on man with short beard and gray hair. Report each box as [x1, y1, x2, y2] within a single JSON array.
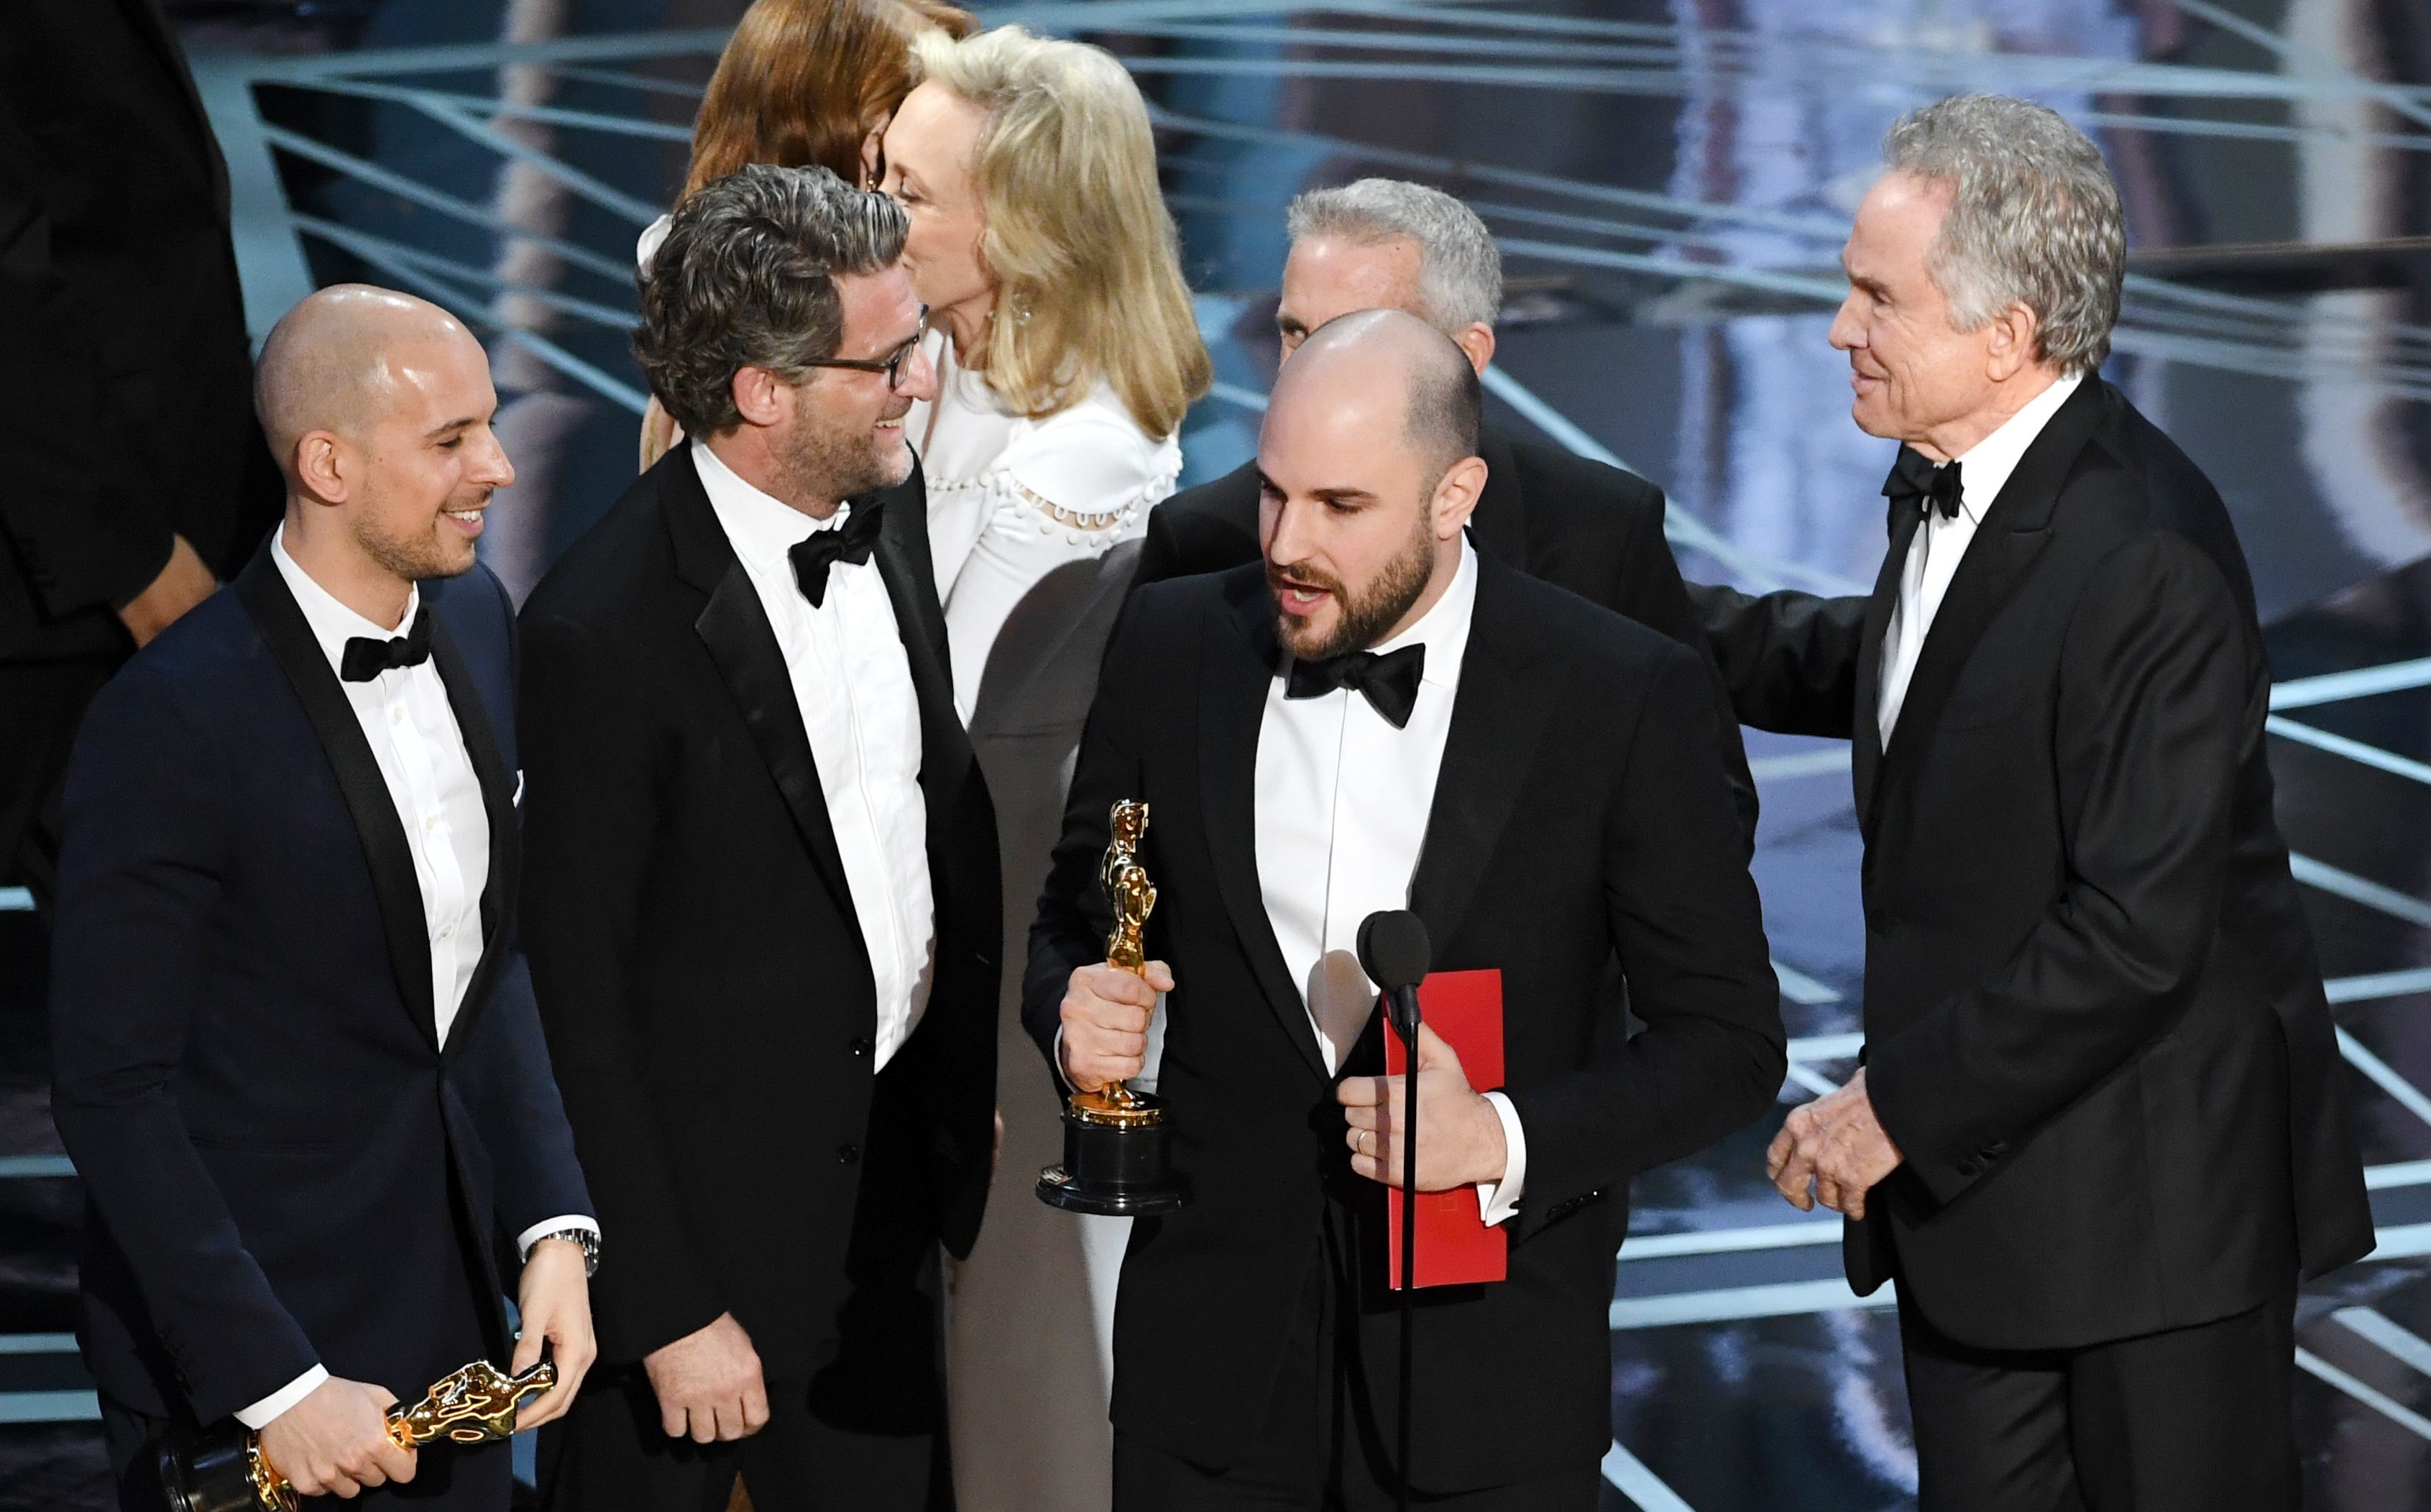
[[518, 163, 1001, 1511], [1694, 96, 2370, 1508]]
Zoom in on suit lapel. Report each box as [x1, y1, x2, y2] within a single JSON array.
[[426, 617, 516, 1063], [868, 464, 978, 839], [1407, 553, 1554, 953], [234, 548, 438, 1052], [1851, 504, 1914, 830], [1868, 381, 2106, 835], [665, 451, 864, 932], [1203, 576, 1328, 1081]]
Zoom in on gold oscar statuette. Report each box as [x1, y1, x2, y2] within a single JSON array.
[[159, 1358, 558, 1512], [1036, 799, 1189, 1214]]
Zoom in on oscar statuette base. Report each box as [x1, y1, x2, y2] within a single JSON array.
[[1036, 1088, 1187, 1217]]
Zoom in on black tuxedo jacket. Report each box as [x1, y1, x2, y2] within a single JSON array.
[[1692, 379, 2373, 1350], [0, 0, 279, 658], [1025, 553, 1783, 1489], [518, 448, 1000, 1378], [1134, 423, 1757, 841], [49, 547, 592, 1426]]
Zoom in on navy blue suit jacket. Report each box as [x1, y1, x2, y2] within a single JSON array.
[[50, 542, 592, 1426]]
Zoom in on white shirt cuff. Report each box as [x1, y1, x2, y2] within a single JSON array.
[[516, 1214, 599, 1260], [1475, 1091, 1527, 1228], [236, 1365, 328, 1429]]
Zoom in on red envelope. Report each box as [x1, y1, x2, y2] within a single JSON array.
[[1384, 968, 1508, 1289]]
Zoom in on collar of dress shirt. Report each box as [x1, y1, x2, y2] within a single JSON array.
[[1947, 370, 2084, 525], [270, 522, 423, 680], [1361, 531, 1479, 691], [691, 436, 855, 571]]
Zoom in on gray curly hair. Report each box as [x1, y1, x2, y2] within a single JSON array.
[[1287, 178, 1503, 335], [634, 162, 909, 438], [1883, 96, 2125, 377]]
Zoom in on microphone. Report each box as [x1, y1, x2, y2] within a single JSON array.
[[1356, 909, 1430, 1046], [1356, 909, 1430, 1512]]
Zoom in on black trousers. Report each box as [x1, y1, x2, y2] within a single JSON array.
[[1901, 1288, 2299, 1512], [538, 1170, 952, 1512], [0, 653, 118, 905], [1112, 1226, 1599, 1512]]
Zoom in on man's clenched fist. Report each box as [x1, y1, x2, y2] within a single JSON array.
[[1058, 960, 1173, 1092], [257, 1375, 415, 1500]]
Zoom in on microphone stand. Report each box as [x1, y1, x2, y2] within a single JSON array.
[[1385, 980, 1423, 1512]]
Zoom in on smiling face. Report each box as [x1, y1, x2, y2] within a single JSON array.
[[338, 327, 513, 584], [1828, 171, 2013, 455], [880, 80, 993, 340], [765, 262, 937, 505]]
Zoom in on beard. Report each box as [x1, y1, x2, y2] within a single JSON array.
[[351, 489, 484, 583], [1269, 504, 1435, 661], [771, 398, 914, 508]]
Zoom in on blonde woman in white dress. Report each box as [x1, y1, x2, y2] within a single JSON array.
[[879, 25, 1210, 1512]]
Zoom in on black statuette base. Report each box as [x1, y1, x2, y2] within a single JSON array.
[[1037, 1104, 1187, 1216], [157, 1421, 277, 1512]]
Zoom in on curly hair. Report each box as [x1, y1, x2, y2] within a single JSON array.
[[633, 163, 909, 438]]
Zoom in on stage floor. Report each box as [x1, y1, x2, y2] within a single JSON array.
[[5, 0, 2430, 1506]]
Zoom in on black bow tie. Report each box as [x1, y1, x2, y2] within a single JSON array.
[[1883, 448, 1964, 524], [789, 499, 886, 608], [340, 608, 432, 683], [1285, 645, 1426, 729]]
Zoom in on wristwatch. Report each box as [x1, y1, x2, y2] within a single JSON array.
[[536, 1227, 600, 1278]]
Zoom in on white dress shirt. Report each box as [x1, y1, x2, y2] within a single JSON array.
[[1251, 538, 1529, 1226], [249, 530, 594, 1429], [1877, 372, 2082, 745], [693, 441, 937, 1070]]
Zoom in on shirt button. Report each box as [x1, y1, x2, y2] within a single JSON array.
[[423, 816, 437, 832], [837, 1143, 860, 1166], [390, 707, 405, 725], [439, 923, 454, 939], [849, 1036, 873, 1057]]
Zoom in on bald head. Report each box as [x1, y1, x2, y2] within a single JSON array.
[[256, 285, 483, 481], [1270, 308, 1481, 484], [257, 285, 512, 621]]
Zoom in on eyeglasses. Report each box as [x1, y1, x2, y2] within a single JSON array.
[[799, 307, 929, 391]]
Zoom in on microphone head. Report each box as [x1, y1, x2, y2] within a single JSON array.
[[1356, 910, 1432, 993]]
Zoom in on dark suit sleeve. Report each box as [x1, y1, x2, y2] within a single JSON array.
[[462, 952, 594, 1248], [1021, 594, 1152, 1091], [1683, 582, 1867, 739], [0, 98, 173, 618], [519, 611, 725, 1360], [47, 664, 321, 1424], [1502, 642, 1787, 1244], [1132, 496, 1189, 590], [1866, 533, 2253, 1202], [1611, 494, 1760, 846]]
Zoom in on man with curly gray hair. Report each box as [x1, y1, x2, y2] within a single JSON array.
[[1695, 96, 2369, 1510], [518, 162, 1001, 1510]]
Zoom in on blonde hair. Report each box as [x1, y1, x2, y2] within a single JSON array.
[[910, 27, 1210, 438]]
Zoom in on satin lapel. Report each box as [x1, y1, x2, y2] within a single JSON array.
[[1870, 384, 2105, 832], [1851, 505, 1914, 830], [1407, 556, 1554, 952], [1202, 577, 1328, 1081], [869, 467, 976, 829], [669, 463, 864, 932], [234, 549, 438, 1053], [1467, 428, 1527, 568], [426, 619, 517, 1063]]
